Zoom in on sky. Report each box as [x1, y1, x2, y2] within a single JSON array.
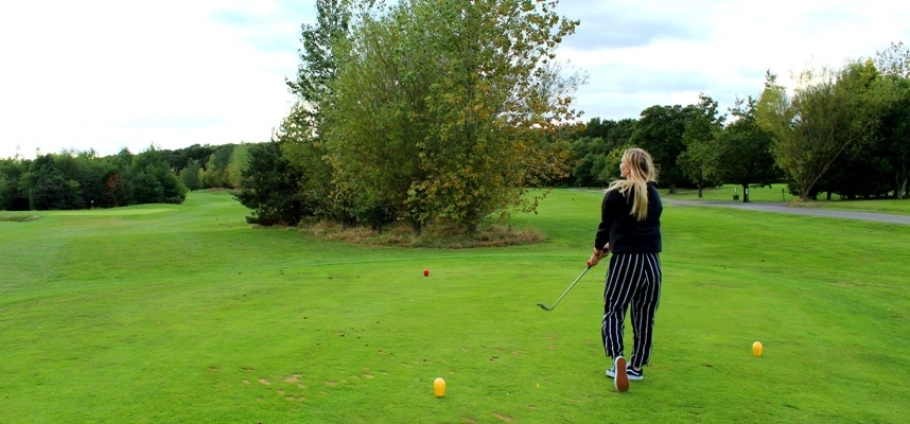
[[1, 0, 909, 160]]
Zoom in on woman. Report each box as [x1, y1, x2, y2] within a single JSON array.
[[587, 147, 663, 393]]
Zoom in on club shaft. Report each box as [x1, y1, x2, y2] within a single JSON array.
[[545, 266, 591, 310]]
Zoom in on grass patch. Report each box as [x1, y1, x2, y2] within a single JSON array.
[[648, 184, 910, 215], [658, 183, 797, 202], [1, 190, 908, 423]]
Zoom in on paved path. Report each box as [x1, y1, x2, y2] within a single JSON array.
[[665, 200, 910, 225]]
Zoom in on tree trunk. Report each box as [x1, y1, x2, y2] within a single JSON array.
[[898, 172, 908, 199], [741, 184, 749, 203], [697, 185, 703, 198]]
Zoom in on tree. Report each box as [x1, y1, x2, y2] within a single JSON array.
[[875, 41, 910, 78], [179, 159, 203, 191], [325, 0, 580, 233], [875, 42, 910, 198], [629, 104, 695, 193], [755, 66, 878, 201], [679, 94, 724, 198], [28, 155, 83, 210], [714, 96, 781, 202], [877, 76, 910, 198], [226, 143, 251, 189], [565, 118, 636, 187], [274, 0, 355, 226], [0, 156, 31, 210], [287, 0, 353, 128], [236, 141, 304, 226], [200, 144, 235, 189], [131, 146, 187, 204]]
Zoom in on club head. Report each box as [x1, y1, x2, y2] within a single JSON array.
[[537, 302, 552, 311]]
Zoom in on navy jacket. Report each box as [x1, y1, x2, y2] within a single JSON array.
[[594, 181, 662, 254]]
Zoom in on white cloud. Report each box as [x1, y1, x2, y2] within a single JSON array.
[[0, 0, 313, 159], [1, 0, 909, 159], [557, 0, 910, 120]]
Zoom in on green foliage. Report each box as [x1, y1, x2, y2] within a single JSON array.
[[200, 144, 236, 189], [236, 141, 304, 226], [678, 94, 724, 197], [0, 146, 189, 211], [163, 144, 216, 172], [287, 0, 352, 128], [131, 168, 165, 204], [0, 157, 30, 210], [873, 44, 910, 197], [566, 118, 636, 187], [630, 104, 696, 192], [756, 64, 883, 201], [131, 146, 188, 204], [179, 159, 203, 191], [324, 0, 580, 233], [24, 155, 83, 210], [226, 143, 251, 189], [713, 96, 781, 201]]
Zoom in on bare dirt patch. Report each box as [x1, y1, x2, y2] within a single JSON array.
[[493, 412, 515, 422], [296, 220, 545, 249]]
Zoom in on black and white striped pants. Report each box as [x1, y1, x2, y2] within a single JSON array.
[[601, 252, 662, 369]]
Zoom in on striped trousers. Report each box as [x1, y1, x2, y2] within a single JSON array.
[[601, 252, 662, 369]]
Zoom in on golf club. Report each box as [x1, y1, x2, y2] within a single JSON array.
[[538, 263, 592, 311]]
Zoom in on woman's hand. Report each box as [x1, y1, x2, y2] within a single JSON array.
[[588, 245, 608, 267]]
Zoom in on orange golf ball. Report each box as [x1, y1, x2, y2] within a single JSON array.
[[752, 341, 763, 357]]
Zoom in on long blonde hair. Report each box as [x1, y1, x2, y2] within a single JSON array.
[[606, 148, 658, 221]]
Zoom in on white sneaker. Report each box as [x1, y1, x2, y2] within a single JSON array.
[[606, 364, 644, 381]]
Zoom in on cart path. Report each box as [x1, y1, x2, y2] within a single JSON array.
[[665, 200, 910, 225]]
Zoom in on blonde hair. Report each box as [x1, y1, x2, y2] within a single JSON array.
[[606, 148, 658, 221]]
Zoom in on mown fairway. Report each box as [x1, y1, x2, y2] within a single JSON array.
[[1, 190, 909, 423]]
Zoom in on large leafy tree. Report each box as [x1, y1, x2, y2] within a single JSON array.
[[0, 156, 30, 210], [755, 65, 881, 201], [275, 0, 355, 226], [130, 146, 188, 204], [714, 96, 781, 202], [567, 118, 636, 187], [236, 141, 304, 226], [179, 159, 203, 191], [875, 42, 910, 198], [876, 76, 910, 198], [629, 104, 696, 193], [200, 144, 235, 189], [679, 94, 724, 198], [287, 0, 353, 128], [325, 0, 580, 233]]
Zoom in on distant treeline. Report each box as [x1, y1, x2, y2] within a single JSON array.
[[0, 143, 251, 211]]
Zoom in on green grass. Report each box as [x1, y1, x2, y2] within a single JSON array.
[[1, 190, 909, 423], [665, 184, 799, 202], [663, 184, 910, 215]]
